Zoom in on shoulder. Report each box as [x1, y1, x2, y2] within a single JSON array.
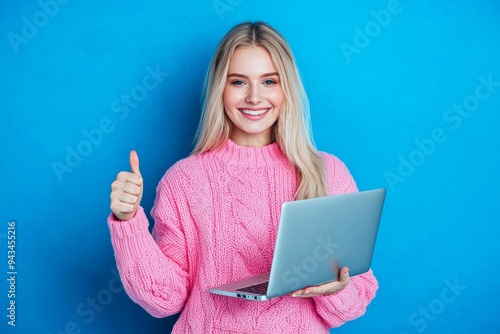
[[158, 151, 214, 189], [319, 151, 358, 195], [168, 153, 205, 175], [319, 152, 351, 178]]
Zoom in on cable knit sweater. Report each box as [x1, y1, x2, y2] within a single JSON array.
[[108, 139, 378, 333]]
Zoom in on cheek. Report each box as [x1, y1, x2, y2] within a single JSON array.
[[270, 90, 284, 108], [222, 88, 229, 107], [223, 87, 239, 109]]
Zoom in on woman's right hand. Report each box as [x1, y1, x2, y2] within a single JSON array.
[[110, 150, 144, 221]]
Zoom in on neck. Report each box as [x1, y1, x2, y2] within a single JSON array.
[[229, 129, 272, 147]]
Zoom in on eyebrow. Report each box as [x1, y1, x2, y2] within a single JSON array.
[[227, 72, 280, 79]]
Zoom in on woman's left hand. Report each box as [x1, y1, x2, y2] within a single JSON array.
[[291, 267, 350, 298]]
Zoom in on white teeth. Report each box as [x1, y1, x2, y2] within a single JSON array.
[[240, 109, 268, 116]]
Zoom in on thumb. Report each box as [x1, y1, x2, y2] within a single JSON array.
[[340, 267, 350, 282], [129, 150, 141, 176]]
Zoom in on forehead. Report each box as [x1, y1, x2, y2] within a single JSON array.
[[228, 46, 278, 74]]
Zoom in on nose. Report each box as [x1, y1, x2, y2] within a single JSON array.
[[245, 85, 262, 104]]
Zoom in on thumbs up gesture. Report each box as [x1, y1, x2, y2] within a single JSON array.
[[110, 150, 144, 221]]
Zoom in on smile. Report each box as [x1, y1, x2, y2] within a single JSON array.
[[239, 108, 270, 116]]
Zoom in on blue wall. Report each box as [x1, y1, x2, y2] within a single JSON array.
[[1, 0, 499, 333]]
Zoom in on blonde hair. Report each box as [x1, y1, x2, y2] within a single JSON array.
[[193, 21, 328, 199]]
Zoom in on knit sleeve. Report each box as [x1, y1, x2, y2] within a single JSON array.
[[313, 269, 378, 328], [320, 152, 358, 195], [107, 168, 190, 318], [312, 153, 379, 327]]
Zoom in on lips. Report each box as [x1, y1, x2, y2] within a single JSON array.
[[238, 108, 270, 116]]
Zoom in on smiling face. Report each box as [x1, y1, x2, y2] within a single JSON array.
[[223, 46, 284, 147]]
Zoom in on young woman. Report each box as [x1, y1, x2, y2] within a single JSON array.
[[108, 21, 378, 333]]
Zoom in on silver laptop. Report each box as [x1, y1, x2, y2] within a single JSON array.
[[209, 188, 386, 301]]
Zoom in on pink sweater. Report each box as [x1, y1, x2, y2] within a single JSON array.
[[108, 139, 378, 333]]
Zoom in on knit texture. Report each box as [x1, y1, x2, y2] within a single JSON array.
[[108, 139, 378, 333]]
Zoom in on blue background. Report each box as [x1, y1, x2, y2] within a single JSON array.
[[1, 0, 499, 333]]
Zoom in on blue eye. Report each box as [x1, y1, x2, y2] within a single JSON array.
[[231, 80, 244, 85], [264, 79, 276, 85]]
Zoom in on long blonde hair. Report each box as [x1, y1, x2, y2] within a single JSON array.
[[193, 21, 328, 200]]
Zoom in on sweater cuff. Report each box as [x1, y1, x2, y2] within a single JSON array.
[[107, 206, 149, 239], [314, 277, 358, 311], [313, 269, 378, 321]]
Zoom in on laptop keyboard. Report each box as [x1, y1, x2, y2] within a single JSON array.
[[236, 281, 269, 294]]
